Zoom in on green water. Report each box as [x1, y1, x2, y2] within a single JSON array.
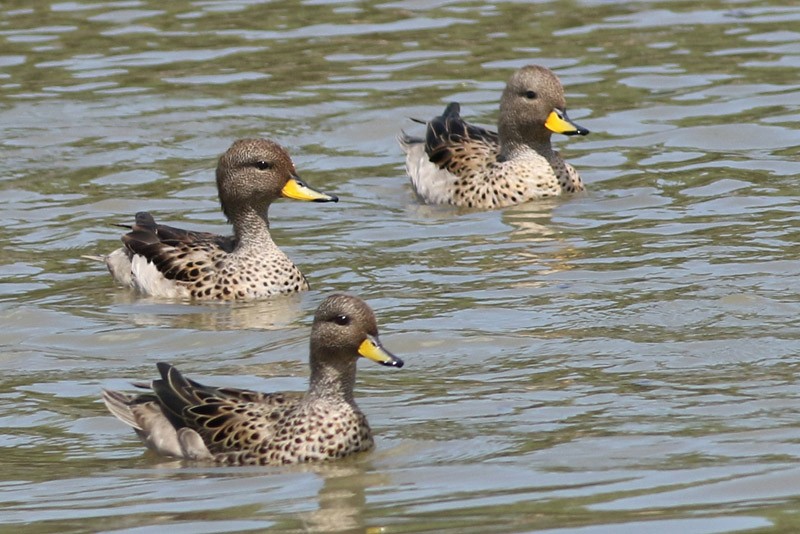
[[2, 1, 800, 532]]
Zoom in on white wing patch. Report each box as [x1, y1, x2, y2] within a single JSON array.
[[130, 254, 188, 299], [104, 248, 134, 288], [400, 138, 458, 205]]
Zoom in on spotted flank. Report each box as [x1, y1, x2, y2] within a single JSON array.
[[98, 138, 338, 300], [399, 64, 589, 209], [101, 294, 404, 466]]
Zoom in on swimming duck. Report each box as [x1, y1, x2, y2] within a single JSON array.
[[399, 65, 589, 209], [102, 293, 404, 466], [100, 138, 338, 300]]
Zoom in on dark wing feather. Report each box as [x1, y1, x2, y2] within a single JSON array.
[[120, 212, 236, 283], [123, 211, 237, 252], [424, 102, 500, 170], [150, 363, 301, 455]]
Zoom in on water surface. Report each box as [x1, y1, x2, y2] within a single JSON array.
[[1, 0, 800, 532]]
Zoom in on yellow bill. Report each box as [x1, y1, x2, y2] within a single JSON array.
[[545, 108, 589, 136], [358, 335, 404, 368], [282, 175, 339, 202]]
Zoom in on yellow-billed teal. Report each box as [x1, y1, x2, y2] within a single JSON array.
[[102, 294, 404, 466], [99, 138, 338, 300], [399, 65, 589, 209]]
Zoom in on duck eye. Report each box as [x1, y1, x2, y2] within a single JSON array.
[[524, 90, 537, 100], [334, 314, 350, 326], [254, 160, 273, 170]]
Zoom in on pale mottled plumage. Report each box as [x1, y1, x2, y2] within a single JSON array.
[[399, 65, 590, 209], [102, 294, 404, 466], [99, 138, 338, 300]]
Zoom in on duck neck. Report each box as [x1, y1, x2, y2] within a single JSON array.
[[306, 353, 358, 405], [498, 123, 554, 161], [229, 205, 274, 250]]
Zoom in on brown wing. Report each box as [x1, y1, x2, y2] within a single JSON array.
[[424, 102, 501, 172], [121, 211, 236, 283], [152, 363, 301, 455]]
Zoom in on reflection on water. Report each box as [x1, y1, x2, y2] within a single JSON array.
[[2, 0, 800, 532], [103, 290, 306, 331]]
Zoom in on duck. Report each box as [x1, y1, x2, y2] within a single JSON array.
[[399, 64, 589, 209], [102, 293, 404, 466], [97, 138, 338, 300]]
